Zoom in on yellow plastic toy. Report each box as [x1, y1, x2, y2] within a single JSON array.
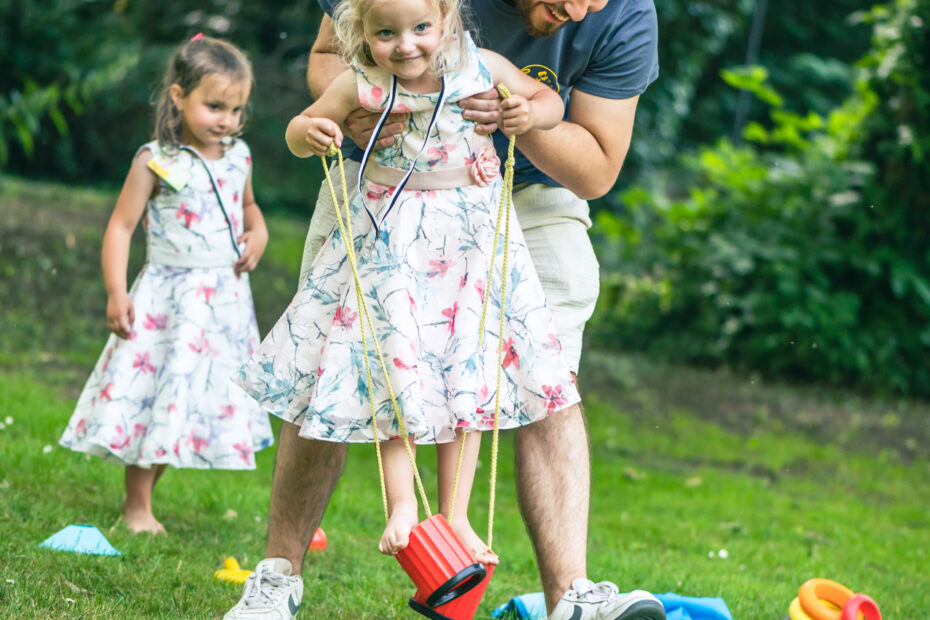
[[213, 557, 252, 584], [789, 596, 816, 620]]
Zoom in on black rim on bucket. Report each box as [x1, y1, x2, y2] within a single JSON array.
[[424, 562, 486, 608], [408, 598, 454, 620]]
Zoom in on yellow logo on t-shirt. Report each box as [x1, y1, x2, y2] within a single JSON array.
[[521, 65, 559, 93]]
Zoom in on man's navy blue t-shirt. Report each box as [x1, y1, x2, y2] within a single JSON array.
[[316, 0, 658, 187]]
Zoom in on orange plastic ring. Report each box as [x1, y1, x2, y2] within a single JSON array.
[[841, 593, 882, 620], [789, 597, 815, 620], [798, 579, 853, 620]]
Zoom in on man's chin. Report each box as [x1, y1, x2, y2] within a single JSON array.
[[522, 17, 562, 37], [526, 23, 561, 37], [516, 1, 563, 37]]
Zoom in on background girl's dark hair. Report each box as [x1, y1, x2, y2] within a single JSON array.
[[152, 36, 254, 150]]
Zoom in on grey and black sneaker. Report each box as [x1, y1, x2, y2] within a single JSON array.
[[223, 558, 304, 620], [548, 578, 666, 620]]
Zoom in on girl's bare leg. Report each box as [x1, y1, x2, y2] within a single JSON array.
[[438, 431, 499, 565], [378, 437, 420, 555], [152, 463, 167, 488], [123, 465, 166, 534]]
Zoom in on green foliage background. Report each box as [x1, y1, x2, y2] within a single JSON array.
[[591, 0, 930, 397], [2, 0, 928, 396], [0, 0, 326, 210]]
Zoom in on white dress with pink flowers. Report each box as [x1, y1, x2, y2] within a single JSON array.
[[60, 140, 274, 469], [234, 35, 579, 444]]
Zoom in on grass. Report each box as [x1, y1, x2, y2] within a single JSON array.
[[1, 173, 928, 618]]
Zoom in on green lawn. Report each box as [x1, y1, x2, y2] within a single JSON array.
[[1, 174, 928, 618]]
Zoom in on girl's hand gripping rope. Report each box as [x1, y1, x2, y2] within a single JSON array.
[[305, 117, 344, 157], [287, 114, 344, 158], [496, 82, 534, 136]]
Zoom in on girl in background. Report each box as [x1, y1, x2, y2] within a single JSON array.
[[60, 35, 274, 534]]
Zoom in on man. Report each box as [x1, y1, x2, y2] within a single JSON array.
[[225, 0, 661, 618]]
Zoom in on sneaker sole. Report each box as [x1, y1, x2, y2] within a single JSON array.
[[605, 599, 667, 620]]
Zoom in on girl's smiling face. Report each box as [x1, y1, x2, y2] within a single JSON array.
[[362, 0, 444, 92], [171, 73, 250, 156]]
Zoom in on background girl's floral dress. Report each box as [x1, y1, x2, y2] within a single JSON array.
[[236, 35, 579, 444], [60, 140, 273, 469]]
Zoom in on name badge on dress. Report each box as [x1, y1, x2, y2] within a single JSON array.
[[147, 158, 193, 192]]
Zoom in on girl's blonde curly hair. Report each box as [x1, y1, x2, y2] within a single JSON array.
[[331, 0, 469, 76]]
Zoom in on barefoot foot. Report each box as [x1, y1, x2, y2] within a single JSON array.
[[122, 504, 166, 535], [379, 501, 418, 555], [450, 517, 499, 565]]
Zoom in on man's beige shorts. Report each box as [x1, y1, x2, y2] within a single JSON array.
[[299, 160, 599, 374]]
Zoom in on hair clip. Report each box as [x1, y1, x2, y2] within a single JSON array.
[[190, 32, 204, 41]]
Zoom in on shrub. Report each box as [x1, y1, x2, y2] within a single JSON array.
[[591, 0, 930, 396]]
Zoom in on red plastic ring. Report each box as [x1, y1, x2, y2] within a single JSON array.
[[841, 593, 882, 620]]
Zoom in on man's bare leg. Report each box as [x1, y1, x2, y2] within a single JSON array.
[[265, 421, 347, 574], [515, 400, 590, 613]]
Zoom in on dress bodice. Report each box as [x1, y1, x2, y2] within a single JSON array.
[[141, 140, 251, 267], [356, 33, 495, 173]]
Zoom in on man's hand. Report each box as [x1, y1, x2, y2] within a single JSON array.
[[458, 87, 502, 135], [343, 109, 407, 150]]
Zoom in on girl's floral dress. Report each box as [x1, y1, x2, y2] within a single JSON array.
[[235, 35, 579, 444], [60, 140, 273, 469]]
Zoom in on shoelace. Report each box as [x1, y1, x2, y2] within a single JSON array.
[[241, 570, 291, 607], [572, 578, 621, 603]]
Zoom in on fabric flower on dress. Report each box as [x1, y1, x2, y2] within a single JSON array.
[[469, 146, 500, 187]]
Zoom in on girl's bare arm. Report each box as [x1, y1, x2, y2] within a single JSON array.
[[234, 167, 268, 276], [479, 49, 565, 135], [286, 70, 359, 157], [102, 150, 157, 338]]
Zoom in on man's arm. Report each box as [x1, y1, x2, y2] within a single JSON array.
[[307, 15, 346, 98], [516, 90, 639, 200]]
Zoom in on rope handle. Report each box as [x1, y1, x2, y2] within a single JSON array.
[[318, 80, 516, 549], [451, 83, 515, 548], [485, 83, 516, 549], [320, 146, 432, 521]]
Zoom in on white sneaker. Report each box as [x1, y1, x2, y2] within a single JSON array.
[[548, 578, 666, 620], [223, 558, 304, 620]]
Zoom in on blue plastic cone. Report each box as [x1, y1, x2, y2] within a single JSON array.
[[39, 524, 121, 556]]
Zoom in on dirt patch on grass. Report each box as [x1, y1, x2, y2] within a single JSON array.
[[581, 350, 930, 462]]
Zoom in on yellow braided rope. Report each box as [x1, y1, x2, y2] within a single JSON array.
[[446, 429, 466, 522], [321, 145, 431, 521], [486, 83, 516, 550], [450, 83, 515, 544], [323, 79, 516, 542]]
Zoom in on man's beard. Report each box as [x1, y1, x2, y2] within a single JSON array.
[[513, 0, 562, 37]]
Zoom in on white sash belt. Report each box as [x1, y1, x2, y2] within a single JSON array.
[[364, 163, 474, 190]]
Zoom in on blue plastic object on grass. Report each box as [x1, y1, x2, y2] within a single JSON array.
[[492, 592, 546, 619], [655, 593, 732, 620], [492, 591, 732, 620], [39, 524, 121, 556]]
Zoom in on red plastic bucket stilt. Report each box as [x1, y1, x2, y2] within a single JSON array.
[[395, 514, 486, 608], [409, 563, 496, 620]]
